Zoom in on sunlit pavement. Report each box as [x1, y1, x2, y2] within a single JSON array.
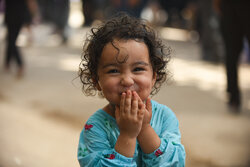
[[0, 24, 250, 167]]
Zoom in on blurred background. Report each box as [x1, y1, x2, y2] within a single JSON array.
[[0, 0, 249, 166]]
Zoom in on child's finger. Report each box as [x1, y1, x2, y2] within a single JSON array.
[[131, 91, 138, 116], [124, 90, 132, 114], [146, 98, 152, 113], [133, 91, 143, 105], [138, 100, 144, 111], [120, 92, 126, 113], [136, 94, 145, 110], [137, 105, 144, 121], [133, 91, 142, 101]]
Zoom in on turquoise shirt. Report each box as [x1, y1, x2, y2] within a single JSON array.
[[77, 100, 185, 166]]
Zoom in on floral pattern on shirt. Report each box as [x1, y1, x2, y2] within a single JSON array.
[[155, 149, 163, 157], [85, 124, 93, 130], [104, 118, 113, 129], [78, 145, 89, 157], [104, 153, 115, 159]]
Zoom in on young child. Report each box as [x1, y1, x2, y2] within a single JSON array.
[[77, 13, 186, 166]]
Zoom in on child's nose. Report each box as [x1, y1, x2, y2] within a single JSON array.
[[120, 74, 134, 87]]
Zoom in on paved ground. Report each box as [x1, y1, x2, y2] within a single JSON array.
[[0, 25, 250, 167]]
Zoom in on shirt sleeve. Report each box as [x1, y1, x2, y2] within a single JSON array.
[[77, 120, 137, 167], [141, 106, 186, 167]]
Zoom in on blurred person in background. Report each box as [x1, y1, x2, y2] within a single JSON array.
[[213, 0, 250, 111], [36, 0, 53, 22], [109, 0, 148, 18], [0, 0, 4, 14], [81, 0, 96, 26], [24, 0, 39, 45], [81, 0, 148, 26], [36, 0, 69, 44], [3, 0, 34, 77], [195, 0, 222, 63], [81, 0, 109, 26], [53, 0, 70, 44], [159, 0, 188, 28]]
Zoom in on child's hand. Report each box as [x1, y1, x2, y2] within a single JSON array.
[[137, 95, 152, 132], [115, 90, 144, 139], [140, 97, 152, 129], [137, 97, 161, 154]]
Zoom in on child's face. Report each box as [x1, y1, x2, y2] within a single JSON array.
[[96, 39, 156, 106]]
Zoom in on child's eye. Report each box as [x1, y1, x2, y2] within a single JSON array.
[[133, 67, 145, 72], [107, 69, 119, 73]]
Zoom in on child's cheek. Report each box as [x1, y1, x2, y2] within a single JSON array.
[[137, 79, 154, 101]]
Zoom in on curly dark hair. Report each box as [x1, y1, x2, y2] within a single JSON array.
[[78, 13, 171, 96]]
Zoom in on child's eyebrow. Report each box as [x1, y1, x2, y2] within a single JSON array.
[[101, 61, 149, 69], [133, 61, 150, 66], [101, 63, 119, 69]]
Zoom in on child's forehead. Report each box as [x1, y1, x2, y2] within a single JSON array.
[[100, 39, 150, 62], [102, 39, 148, 54], [99, 40, 151, 66]]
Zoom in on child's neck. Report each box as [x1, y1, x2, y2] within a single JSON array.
[[103, 103, 116, 118]]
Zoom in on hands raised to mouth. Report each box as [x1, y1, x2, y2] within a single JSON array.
[[115, 90, 152, 138]]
